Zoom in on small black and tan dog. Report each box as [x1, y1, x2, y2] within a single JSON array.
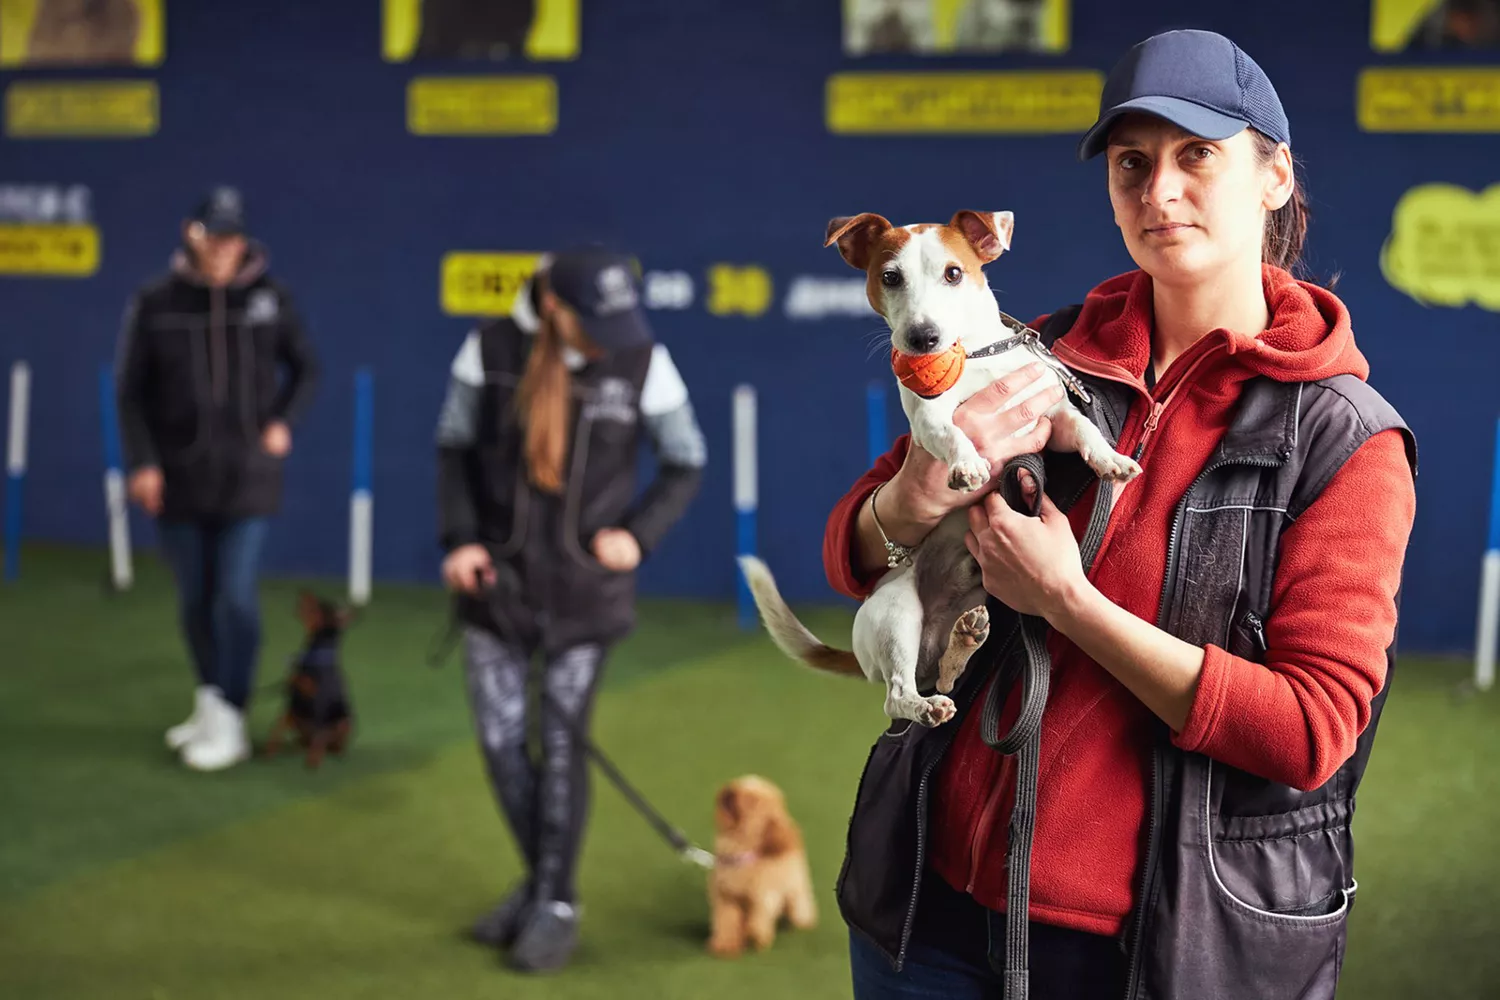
[[265, 591, 356, 769]]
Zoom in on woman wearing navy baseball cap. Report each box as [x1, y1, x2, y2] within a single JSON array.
[[827, 29, 1415, 1000]]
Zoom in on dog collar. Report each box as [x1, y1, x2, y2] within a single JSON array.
[[715, 851, 758, 868], [965, 312, 1093, 406]]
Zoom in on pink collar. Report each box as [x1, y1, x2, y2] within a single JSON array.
[[716, 851, 758, 868]]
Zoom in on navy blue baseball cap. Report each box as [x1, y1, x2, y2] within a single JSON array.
[[1077, 29, 1290, 161], [189, 185, 246, 236], [545, 248, 652, 352]]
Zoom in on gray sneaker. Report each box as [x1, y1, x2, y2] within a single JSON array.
[[508, 900, 581, 973], [470, 883, 532, 948]]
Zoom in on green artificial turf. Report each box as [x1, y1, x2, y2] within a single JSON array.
[[0, 543, 1497, 998]]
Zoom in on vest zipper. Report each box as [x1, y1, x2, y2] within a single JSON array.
[[1051, 339, 1224, 465], [1122, 447, 1287, 998], [210, 286, 227, 407]]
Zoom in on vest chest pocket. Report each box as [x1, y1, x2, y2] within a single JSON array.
[[1168, 503, 1286, 656]]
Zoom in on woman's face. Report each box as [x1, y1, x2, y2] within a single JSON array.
[[1105, 113, 1292, 287]]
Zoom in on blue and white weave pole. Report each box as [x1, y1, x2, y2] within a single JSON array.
[[1475, 416, 1500, 691], [4, 361, 30, 583], [98, 364, 133, 590], [733, 383, 757, 629], [348, 368, 374, 606], [866, 380, 887, 469]]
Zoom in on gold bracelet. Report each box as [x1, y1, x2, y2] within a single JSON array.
[[869, 482, 915, 569]]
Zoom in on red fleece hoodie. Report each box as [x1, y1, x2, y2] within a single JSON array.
[[823, 265, 1416, 937]]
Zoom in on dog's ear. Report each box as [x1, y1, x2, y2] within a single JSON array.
[[760, 808, 798, 858], [949, 210, 1013, 263], [824, 213, 892, 271], [296, 590, 321, 620], [717, 786, 739, 823]]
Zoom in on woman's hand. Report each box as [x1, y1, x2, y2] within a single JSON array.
[[876, 365, 1064, 548], [591, 528, 641, 571], [261, 420, 292, 457], [963, 474, 1089, 621], [443, 544, 495, 594]]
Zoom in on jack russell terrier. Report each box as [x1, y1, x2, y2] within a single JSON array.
[[739, 210, 1141, 727]]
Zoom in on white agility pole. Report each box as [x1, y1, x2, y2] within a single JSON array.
[[1475, 416, 1500, 691], [98, 364, 134, 590], [348, 368, 374, 606], [733, 384, 757, 629], [4, 361, 30, 583]]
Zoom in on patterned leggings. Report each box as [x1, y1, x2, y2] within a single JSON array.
[[462, 626, 607, 905]]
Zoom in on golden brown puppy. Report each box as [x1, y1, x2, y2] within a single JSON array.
[[707, 775, 817, 957]]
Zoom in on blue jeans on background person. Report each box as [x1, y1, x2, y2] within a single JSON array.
[[156, 517, 271, 710], [848, 868, 1125, 1000]]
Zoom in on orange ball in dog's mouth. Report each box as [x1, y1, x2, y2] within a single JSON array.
[[891, 342, 966, 398]]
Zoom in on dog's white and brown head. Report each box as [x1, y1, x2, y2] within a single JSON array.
[[824, 209, 1014, 357]]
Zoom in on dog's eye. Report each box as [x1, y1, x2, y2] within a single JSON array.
[[944, 265, 964, 284], [880, 269, 902, 288]]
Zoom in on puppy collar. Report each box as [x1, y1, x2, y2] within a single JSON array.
[[715, 850, 758, 868]]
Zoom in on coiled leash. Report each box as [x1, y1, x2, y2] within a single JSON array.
[[426, 574, 717, 871], [984, 443, 1114, 1000]]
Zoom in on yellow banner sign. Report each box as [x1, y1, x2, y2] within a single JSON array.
[[408, 77, 557, 136], [706, 264, 773, 317], [0, 224, 100, 276], [1380, 183, 1500, 311], [827, 71, 1103, 135], [1357, 68, 1500, 132], [4, 80, 158, 138], [441, 252, 543, 315]]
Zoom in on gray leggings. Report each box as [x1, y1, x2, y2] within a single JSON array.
[[462, 626, 606, 904]]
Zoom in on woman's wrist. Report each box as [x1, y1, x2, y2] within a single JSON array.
[[1042, 573, 1103, 634], [874, 472, 945, 548]]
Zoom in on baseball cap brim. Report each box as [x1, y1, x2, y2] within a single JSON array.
[[573, 306, 652, 353], [1077, 95, 1249, 161]]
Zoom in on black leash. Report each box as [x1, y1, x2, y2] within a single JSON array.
[[983, 420, 1114, 1000], [425, 577, 716, 871]]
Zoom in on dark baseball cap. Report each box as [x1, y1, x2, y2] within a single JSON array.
[[1077, 29, 1290, 161], [544, 248, 652, 352], [188, 185, 246, 236]]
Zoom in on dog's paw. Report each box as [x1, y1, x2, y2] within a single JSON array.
[[947, 457, 990, 492], [1084, 449, 1142, 483], [953, 606, 990, 648], [918, 695, 956, 727], [708, 936, 743, 959]]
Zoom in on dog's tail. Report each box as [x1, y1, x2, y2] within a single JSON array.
[[736, 555, 865, 679]]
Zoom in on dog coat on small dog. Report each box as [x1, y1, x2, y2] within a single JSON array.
[[265, 592, 355, 769]]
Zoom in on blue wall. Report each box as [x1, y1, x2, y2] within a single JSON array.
[[2, 0, 1495, 653]]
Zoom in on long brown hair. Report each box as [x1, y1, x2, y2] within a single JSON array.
[[514, 276, 600, 494]]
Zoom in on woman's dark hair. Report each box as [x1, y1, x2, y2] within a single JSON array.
[[1250, 129, 1335, 288]]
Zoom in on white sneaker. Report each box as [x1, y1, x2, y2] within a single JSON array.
[[165, 686, 223, 751], [181, 696, 250, 772]]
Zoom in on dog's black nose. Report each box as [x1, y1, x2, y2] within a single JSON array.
[[905, 322, 941, 353]]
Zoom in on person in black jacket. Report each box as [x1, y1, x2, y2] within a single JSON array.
[[115, 186, 319, 772], [434, 248, 706, 973]]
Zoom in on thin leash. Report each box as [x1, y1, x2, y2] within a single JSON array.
[[425, 580, 717, 872]]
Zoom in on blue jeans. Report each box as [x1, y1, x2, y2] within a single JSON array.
[[849, 870, 1125, 1000], [156, 518, 270, 710]]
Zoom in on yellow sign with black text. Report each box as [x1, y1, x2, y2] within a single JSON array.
[[408, 76, 557, 135], [1358, 68, 1500, 132], [0, 224, 100, 276], [5, 80, 157, 138], [1381, 183, 1500, 311], [827, 71, 1103, 134], [441, 252, 543, 315]]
